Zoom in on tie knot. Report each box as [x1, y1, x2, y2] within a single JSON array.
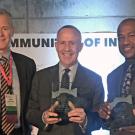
[[0, 56, 8, 63], [127, 64, 135, 74], [64, 68, 70, 73]]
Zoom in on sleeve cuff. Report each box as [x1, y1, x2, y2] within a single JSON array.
[[42, 111, 49, 129], [79, 116, 88, 133]]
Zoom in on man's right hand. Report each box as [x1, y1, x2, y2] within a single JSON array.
[[43, 110, 62, 125], [42, 101, 62, 125], [98, 102, 111, 119]]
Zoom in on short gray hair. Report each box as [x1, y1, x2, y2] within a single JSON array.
[[0, 8, 13, 27]]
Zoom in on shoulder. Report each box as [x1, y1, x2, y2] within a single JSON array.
[[11, 51, 35, 64], [36, 64, 58, 75], [108, 63, 124, 79], [78, 64, 102, 80]]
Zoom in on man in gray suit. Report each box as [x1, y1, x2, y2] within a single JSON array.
[[27, 25, 104, 135]]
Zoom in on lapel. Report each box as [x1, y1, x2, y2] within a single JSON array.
[[118, 65, 125, 95], [71, 64, 84, 89], [12, 52, 25, 111], [113, 63, 126, 97], [50, 64, 59, 91]]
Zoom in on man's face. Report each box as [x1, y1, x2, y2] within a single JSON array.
[[118, 21, 135, 59], [55, 28, 83, 68], [0, 15, 14, 52]]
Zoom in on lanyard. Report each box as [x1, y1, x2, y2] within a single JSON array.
[[0, 52, 13, 87]]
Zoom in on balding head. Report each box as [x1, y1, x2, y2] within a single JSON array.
[[117, 18, 135, 34]]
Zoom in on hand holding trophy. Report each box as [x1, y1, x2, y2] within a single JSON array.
[[105, 95, 135, 130]]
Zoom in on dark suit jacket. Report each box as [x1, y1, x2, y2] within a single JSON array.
[[27, 63, 104, 135], [107, 63, 125, 102], [0, 51, 36, 135]]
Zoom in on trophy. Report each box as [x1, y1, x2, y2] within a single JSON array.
[[51, 88, 87, 124], [105, 95, 135, 130]]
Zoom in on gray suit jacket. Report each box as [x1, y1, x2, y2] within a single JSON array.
[[27, 63, 104, 135]]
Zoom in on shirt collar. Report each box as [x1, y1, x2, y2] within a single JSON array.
[[59, 62, 78, 73], [0, 48, 10, 60]]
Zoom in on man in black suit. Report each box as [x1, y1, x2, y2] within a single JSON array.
[[0, 9, 36, 135], [27, 25, 104, 135], [99, 18, 135, 135]]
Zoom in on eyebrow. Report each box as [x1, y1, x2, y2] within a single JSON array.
[[118, 31, 135, 35]]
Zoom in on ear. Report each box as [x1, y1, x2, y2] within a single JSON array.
[[11, 27, 14, 37]]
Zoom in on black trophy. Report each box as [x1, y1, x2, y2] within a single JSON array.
[[51, 88, 77, 124], [54, 93, 75, 124], [105, 95, 135, 130], [51, 88, 87, 125]]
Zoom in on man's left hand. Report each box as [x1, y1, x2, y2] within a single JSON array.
[[68, 108, 86, 124]]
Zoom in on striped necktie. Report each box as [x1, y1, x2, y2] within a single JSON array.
[[61, 69, 70, 89], [0, 56, 15, 135]]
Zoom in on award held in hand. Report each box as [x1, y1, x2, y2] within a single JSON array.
[[51, 88, 87, 125], [105, 95, 135, 130]]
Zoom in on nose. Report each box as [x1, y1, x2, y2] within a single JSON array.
[[123, 36, 130, 45], [64, 42, 71, 50]]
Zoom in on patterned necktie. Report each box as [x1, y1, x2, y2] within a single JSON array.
[[121, 64, 134, 97], [0, 56, 15, 135], [61, 69, 70, 89]]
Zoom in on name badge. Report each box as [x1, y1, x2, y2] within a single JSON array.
[[5, 94, 18, 123]]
